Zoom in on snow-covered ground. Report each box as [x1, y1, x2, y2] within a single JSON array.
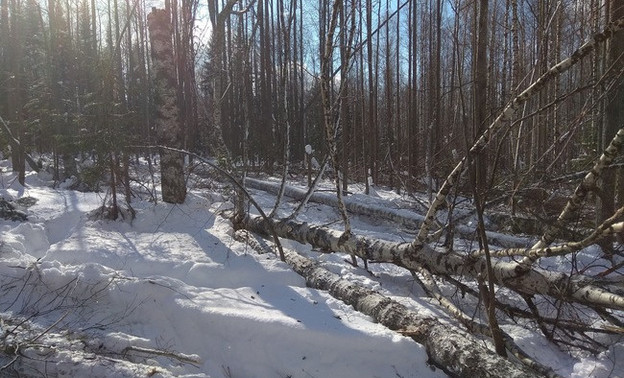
[[0, 161, 621, 377]]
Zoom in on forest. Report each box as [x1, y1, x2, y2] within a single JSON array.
[[1, 0, 624, 376]]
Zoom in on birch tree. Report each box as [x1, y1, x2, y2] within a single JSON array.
[[147, 8, 187, 204]]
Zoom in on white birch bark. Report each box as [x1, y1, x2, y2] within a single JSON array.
[[410, 265, 557, 376], [477, 219, 624, 259], [147, 8, 186, 204]]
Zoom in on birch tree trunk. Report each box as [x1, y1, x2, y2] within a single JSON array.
[[320, 0, 358, 266], [147, 8, 187, 204], [238, 213, 624, 311]]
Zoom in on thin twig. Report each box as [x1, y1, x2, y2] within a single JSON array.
[[122, 345, 200, 366]]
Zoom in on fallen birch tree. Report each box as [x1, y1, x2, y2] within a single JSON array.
[[236, 213, 624, 311], [413, 15, 624, 245], [232, 229, 549, 377], [245, 177, 533, 249]]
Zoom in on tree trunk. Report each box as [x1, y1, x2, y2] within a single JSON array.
[[472, 0, 506, 357], [597, 0, 624, 253], [0, 115, 39, 173], [365, 0, 376, 192], [473, 0, 488, 198], [321, 0, 358, 266], [147, 8, 187, 204], [340, 0, 351, 194], [7, 0, 25, 184]]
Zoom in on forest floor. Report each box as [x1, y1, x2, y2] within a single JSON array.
[[0, 159, 622, 377]]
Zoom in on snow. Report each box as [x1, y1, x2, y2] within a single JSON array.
[[0, 168, 439, 377], [0, 163, 622, 377]]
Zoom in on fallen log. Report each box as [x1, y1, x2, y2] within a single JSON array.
[[233, 229, 546, 377], [245, 178, 532, 249], [246, 177, 425, 227], [238, 214, 624, 311]]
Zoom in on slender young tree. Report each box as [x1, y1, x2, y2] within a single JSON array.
[[424, 0, 442, 199], [473, 0, 488, 195], [471, 0, 507, 357], [407, 0, 418, 193], [365, 0, 375, 192], [321, 0, 361, 266], [340, 0, 351, 193]]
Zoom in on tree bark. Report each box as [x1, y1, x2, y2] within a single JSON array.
[[471, 0, 507, 357], [320, 0, 357, 266], [147, 8, 186, 204]]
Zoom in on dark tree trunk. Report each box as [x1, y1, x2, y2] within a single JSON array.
[[597, 0, 624, 252]]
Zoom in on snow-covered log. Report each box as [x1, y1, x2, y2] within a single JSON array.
[[247, 177, 424, 227], [237, 214, 624, 311], [233, 230, 543, 377], [245, 178, 531, 248]]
